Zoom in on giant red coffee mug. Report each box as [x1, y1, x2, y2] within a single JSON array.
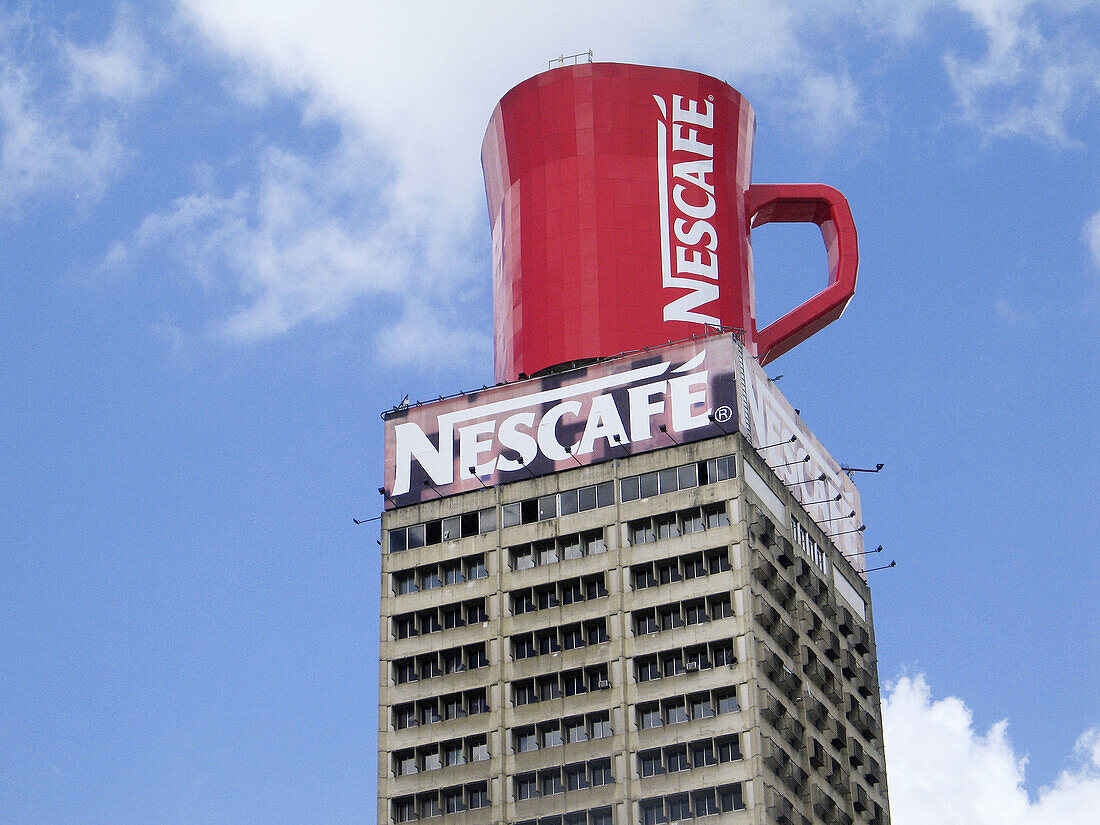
[[483, 62, 858, 383]]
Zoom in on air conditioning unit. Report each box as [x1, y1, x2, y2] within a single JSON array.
[[685, 662, 700, 672], [596, 678, 610, 689]]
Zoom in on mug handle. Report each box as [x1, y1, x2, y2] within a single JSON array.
[[745, 184, 859, 365]]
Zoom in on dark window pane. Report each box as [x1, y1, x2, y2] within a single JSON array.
[[559, 489, 579, 515], [388, 528, 407, 553], [596, 481, 614, 507], [621, 476, 640, 502]]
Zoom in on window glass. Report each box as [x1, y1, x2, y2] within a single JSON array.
[[640, 800, 666, 825], [638, 703, 662, 729], [718, 783, 744, 812], [692, 790, 718, 816], [466, 555, 487, 579], [542, 722, 564, 748], [566, 717, 587, 743], [443, 787, 465, 813], [425, 520, 442, 545], [502, 502, 522, 527], [406, 523, 425, 549], [640, 750, 663, 777], [578, 485, 597, 511], [677, 463, 698, 490], [388, 528, 407, 553], [667, 794, 690, 821], [691, 740, 716, 767], [442, 516, 461, 541], [659, 467, 679, 494], [589, 758, 612, 786], [590, 808, 613, 825], [541, 771, 564, 796], [559, 488, 579, 515], [538, 495, 557, 521], [478, 506, 497, 533], [689, 693, 714, 719], [620, 476, 640, 502], [665, 698, 688, 724], [468, 783, 489, 809], [564, 764, 588, 791], [590, 712, 612, 739], [716, 688, 739, 714], [717, 735, 741, 762], [596, 481, 614, 507], [639, 472, 659, 498], [584, 530, 607, 554]]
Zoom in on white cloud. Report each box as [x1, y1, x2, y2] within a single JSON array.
[[65, 7, 167, 101], [1085, 210, 1100, 270], [0, 59, 124, 215], [883, 675, 1100, 825], [154, 0, 865, 360], [0, 7, 166, 216], [921, 0, 1098, 145]]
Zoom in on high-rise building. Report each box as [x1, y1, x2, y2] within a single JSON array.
[[376, 61, 888, 825]]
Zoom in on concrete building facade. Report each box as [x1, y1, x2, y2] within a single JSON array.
[[378, 427, 890, 825]]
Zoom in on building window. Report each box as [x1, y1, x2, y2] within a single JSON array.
[[589, 758, 613, 787], [442, 786, 465, 814], [467, 782, 489, 810], [640, 750, 663, 777]]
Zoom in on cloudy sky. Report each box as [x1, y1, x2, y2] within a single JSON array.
[[2, 1, 1098, 823]]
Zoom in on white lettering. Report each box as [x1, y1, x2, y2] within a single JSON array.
[[459, 420, 497, 480], [628, 380, 668, 442], [577, 394, 630, 455], [669, 371, 711, 431], [538, 400, 581, 461], [658, 93, 721, 327], [673, 95, 713, 127], [393, 421, 453, 496], [497, 412, 538, 472]]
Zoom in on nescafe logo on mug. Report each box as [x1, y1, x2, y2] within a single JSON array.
[[654, 92, 721, 326]]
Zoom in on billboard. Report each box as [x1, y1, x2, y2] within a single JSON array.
[[383, 336, 741, 509], [740, 355, 866, 568]]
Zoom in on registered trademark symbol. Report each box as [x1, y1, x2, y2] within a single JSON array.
[[708, 95, 714, 101], [713, 405, 733, 423]]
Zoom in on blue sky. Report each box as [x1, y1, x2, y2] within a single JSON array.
[[2, 2, 1098, 824]]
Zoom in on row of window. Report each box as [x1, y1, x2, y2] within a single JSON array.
[[515, 806, 613, 825], [513, 710, 612, 753], [393, 734, 489, 776], [503, 481, 615, 526], [634, 640, 736, 682], [627, 503, 729, 546], [515, 758, 613, 800], [512, 619, 609, 659], [513, 664, 610, 705], [393, 688, 488, 730], [639, 784, 745, 824], [388, 507, 497, 554], [391, 782, 488, 822], [391, 553, 487, 596], [393, 598, 488, 639], [792, 516, 827, 573], [510, 529, 607, 570], [638, 734, 741, 777], [632, 592, 733, 635], [393, 643, 488, 684], [636, 686, 739, 729], [631, 548, 731, 590], [620, 454, 736, 503], [511, 574, 607, 614]]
